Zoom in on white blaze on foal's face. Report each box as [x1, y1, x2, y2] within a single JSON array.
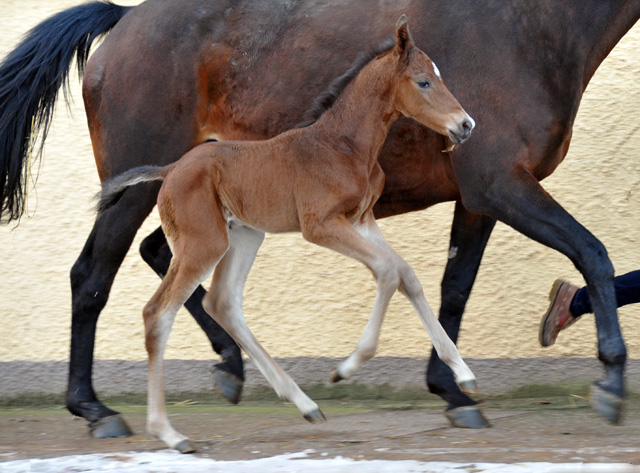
[[432, 61, 441, 79]]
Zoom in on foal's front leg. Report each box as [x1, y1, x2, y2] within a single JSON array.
[[202, 225, 326, 422], [314, 215, 475, 392]]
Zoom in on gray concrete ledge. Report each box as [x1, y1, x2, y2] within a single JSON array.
[[1, 357, 639, 399]]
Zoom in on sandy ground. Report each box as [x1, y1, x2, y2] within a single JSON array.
[[2, 396, 640, 470]]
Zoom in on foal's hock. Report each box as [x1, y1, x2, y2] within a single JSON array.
[[99, 15, 475, 453]]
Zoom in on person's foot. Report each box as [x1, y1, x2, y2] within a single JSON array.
[[539, 279, 580, 347]]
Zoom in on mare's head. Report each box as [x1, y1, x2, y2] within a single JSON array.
[[392, 15, 474, 144]]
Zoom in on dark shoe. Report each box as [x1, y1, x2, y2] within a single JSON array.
[[539, 279, 580, 347]]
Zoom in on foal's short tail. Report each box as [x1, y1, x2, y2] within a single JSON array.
[[0, 1, 132, 223], [97, 165, 169, 216]]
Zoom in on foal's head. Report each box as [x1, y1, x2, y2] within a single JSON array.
[[392, 15, 474, 144]]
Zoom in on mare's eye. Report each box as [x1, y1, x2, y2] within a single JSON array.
[[417, 79, 431, 89]]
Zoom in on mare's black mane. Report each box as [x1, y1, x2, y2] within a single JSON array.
[[297, 39, 395, 128]]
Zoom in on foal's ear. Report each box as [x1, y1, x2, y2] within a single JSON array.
[[395, 14, 414, 57]]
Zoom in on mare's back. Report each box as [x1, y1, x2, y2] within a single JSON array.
[[88, 0, 598, 173]]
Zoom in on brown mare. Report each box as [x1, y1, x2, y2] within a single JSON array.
[[97, 17, 476, 452], [1, 0, 638, 435]]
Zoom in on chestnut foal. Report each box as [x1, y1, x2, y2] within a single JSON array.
[[98, 16, 476, 452]]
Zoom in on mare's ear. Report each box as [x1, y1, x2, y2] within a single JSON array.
[[395, 14, 414, 58]]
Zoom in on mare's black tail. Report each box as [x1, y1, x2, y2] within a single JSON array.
[[0, 1, 132, 223]]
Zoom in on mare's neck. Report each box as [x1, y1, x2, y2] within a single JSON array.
[[313, 53, 400, 163], [522, 0, 640, 89], [580, 0, 640, 86]]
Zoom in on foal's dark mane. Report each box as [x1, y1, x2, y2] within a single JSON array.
[[297, 39, 396, 128]]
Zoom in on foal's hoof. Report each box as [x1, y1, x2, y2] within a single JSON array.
[[175, 439, 196, 454], [458, 379, 479, 394], [590, 383, 624, 425], [213, 369, 244, 405], [303, 409, 327, 423], [445, 406, 491, 429], [89, 415, 133, 438], [330, 369, 344, 383]]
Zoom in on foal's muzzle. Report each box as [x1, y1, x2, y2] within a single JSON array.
[[449, 117, 475, 144]]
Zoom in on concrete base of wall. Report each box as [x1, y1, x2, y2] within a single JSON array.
[[2, 357, 639, 400]]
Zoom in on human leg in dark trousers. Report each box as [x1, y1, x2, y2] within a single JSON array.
[[540, 270, 640, 347]]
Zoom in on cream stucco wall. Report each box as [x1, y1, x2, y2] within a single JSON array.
[[1, 1, 639, 364]]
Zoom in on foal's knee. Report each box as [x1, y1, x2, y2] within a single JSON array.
[[202, 290, 233, 320], [397, 262, 423, 299], [142, 300, 162, 352], [373, 264, 401, 294]]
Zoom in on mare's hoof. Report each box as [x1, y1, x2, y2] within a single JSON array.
[[175, 439, 196, 454], [330, 370, 344, 383], [445, 405, 491, 429], [590, 383, 624, 425], [458, 379, 479, 394], [303, 409, 327, 423], [89, 415, 133, 438], [213, 369, 244, 405]]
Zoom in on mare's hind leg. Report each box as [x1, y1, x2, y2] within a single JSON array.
[[427, 202, 495, 428], [325, 215, 475, 391], [202, 225, 325, 422], [140, 226, 244, 403], [68, 183, 159, 438]]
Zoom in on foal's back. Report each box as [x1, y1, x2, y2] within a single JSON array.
[[159, 126, 362, 235]]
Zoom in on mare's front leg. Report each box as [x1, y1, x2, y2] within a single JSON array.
[[202, 225, 326, 422], [68, 183, 159, 438], [459, 164, 625, 424], [427, 201, 496, 429], [140, 226, 244, 403]]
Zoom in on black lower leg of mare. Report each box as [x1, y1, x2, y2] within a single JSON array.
[[139, 226, 244, 380], [67, 184, 159, 424], [427, 202, 496, 409], [471, 168, 626, 401], [68, 227, 115, 422]]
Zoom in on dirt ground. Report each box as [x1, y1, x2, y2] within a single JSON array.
[[2, 394, 640, 466]]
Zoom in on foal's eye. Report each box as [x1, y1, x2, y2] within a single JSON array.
[[417, 79, 431, 89]]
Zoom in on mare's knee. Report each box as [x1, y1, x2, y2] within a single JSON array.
[[579, 238, 614, 282], [70, 257, 110, 316]]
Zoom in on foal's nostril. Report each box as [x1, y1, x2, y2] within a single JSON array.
[[461, 119, 474, 136]]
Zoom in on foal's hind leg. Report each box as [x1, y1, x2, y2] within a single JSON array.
[[140, 226, 244, 403], [144, 254, 225, 453], [145, 222, 230, 452], [202, 225, 325, 423], [68, 183, 159, 438]]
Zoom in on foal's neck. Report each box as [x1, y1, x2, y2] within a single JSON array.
[[312, 52, 399, 162]]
